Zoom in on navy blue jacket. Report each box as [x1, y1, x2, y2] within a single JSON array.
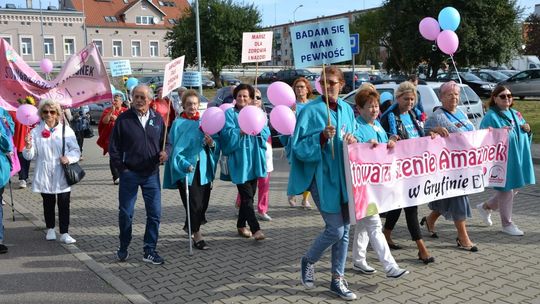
[[109, 108, 171, 176]]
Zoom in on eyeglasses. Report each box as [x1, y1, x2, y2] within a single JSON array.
[[42, 110, 57, 115], [255, 96, 262, 100], [323, 80, 341, 87], [498, 94, 513, 100]]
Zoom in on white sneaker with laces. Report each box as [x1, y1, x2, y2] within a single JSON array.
[[60, 233, 77, 244], [502, 224, 524, 236], [353, 262, 377, 275], [476, 203, 493, 226], [386, 266, 410, 279], [19, 180, 27, 189], [257, 213, 272, 221], [46, 228, 56, 241]]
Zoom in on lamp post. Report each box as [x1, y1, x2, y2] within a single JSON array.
[[293, 4, 303, 24], [195, 0, 203, 96]]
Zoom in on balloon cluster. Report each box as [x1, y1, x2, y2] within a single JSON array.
[[419, 7, 461, 56], [266, 81, 296, 135]]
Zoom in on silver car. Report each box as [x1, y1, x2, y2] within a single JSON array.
[[499, 69, 540, 99]]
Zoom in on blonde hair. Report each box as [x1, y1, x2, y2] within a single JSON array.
[[359, 82, 376, 92], [395, 81, 417, 100], [38, 99, 63, 123]]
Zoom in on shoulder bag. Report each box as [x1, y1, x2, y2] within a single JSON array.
[[62, 122, 85, 185]]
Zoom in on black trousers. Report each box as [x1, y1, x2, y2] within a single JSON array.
[[74, 130, 84, 153], [109, 158, 120, 181], [383, 206, 422, 241], [17, 152, 31, 181], [236, 179, 260, 233], [41, 192, 71, 234], [177, 165, 211, 234]]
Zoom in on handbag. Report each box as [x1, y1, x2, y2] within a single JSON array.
[[62, 122, 86, 185], [83, 126, 94, 138]]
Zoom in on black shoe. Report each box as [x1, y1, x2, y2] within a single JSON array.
[[193, 240, 209, 250], [456, 238, 478, 252], [388, 243, 403, 250], [0, 244, 7, 254], [418, 252, 435, 264], [420, 216, 439, 238]]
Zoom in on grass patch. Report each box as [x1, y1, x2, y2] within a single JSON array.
[[512, 99, 540, 143]]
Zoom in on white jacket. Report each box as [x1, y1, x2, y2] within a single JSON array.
[[23, 122, 80, 194]]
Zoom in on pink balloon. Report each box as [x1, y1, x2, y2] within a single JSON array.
[[419, 17, 441, 41], [219, 103, 234, 111], [16, 104, 40, 126], [200, 107, 225, 135], [40, 58, 53, 74], [270, 105, 296, 135], [437, 30, 459, 55], [315, 77, 323, 95], [238, 105, 267, 135], [267, 81, 295, 107]]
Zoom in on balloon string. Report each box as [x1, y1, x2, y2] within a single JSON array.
[[449, 55, 481, 126]]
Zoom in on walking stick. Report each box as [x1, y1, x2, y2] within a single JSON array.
[[8, 180, 14, 221], [185, 176, 193, 256]]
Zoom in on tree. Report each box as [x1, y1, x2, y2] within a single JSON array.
[[352, 0, 523, 77], [524, 13, 540, 56], [165, 0, 261, 87]]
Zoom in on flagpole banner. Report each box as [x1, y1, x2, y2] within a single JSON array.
[[241, 31, 273, 63], [162, 55, 185, 98], [0, 38, 112, 110], [290, 18, 352, 68], [344, 129, 509, 223]]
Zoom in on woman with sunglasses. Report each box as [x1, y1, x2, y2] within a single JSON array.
[[477, 86, 535, 236], [23, 99, 81, 244], [290, 66, 359, 301], [220, 84, 269, 241]]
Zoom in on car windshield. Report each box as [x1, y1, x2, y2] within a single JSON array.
[[460, 72, 483, 82], [488, 71, 509, 82], [434, 86, 479, 105]]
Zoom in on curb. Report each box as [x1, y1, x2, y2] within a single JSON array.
[[12, 200, 151, 304]]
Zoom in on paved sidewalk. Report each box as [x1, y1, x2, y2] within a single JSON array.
[[1, 136, 540, 303]]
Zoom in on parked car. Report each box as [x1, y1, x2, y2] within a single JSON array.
[[275, 69, 317, 85], [497, 69, 520, 78], [498, 69, 540, 99], [471, 69, 509, 83], [220, 74, 241, 87], [139, 75, 163, 85], [342, 71, 369, 94], [256, 72, 277, 84], [201, 76, 215, 89], [435, 72, 495, 97], [342, 81, 484, 128]]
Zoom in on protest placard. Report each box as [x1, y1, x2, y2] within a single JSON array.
[[162, 56, 185, 98], [241, 31, 273, 63], [182, 71, 201, 87], [290, 18, 352, 68], [343, 129, 509, 223], [109, 60, 132, 77]]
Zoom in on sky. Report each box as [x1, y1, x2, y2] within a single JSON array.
[[0, 0, 538, 26]]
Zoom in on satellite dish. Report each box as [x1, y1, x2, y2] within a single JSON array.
[[153, 17, 159, 24]]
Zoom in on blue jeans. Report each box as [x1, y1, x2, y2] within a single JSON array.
[[118, 170, 161, 253], [304, 180, 350, 277]]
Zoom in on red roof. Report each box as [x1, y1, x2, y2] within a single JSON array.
[[68, 0, 190, 28]]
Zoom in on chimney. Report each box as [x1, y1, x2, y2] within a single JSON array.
[[26, 0, 32, 9]]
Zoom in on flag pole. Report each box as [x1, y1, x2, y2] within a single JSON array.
[[321, 64, 334, 159]]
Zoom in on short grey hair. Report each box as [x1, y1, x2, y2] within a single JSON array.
[[38, 99, 63, 123], [130, 84, 154, 100]]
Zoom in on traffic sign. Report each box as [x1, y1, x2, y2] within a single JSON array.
[[350, 33, 360, 55]]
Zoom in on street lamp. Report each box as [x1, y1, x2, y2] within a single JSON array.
[[293, 4, 303, 24]]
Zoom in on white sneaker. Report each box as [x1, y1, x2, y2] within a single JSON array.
[[257, 213, 272, 221], [19, 180, 27, 189], [288, 196, 297, 207], [60, 233, 77, 244], [113, 178, 120, 185], [353, 263, 377, 275], [1, 200, 5, 206], [476, 203, 493, 226], [502, 224, 524, 236], [46, 229, 56, 241], [386, 266, 410, 279]]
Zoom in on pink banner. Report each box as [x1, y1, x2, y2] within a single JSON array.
[[0, 38, 112, 110], [344, 129, 509, 223]]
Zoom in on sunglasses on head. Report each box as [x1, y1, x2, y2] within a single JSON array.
[[42, 110, 57, 115], [498, 94, 513, 100]]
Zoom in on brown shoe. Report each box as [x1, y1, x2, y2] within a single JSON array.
[[253, 230, 265, 241], [237, 227, 252, 238]]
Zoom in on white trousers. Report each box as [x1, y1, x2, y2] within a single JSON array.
[[352, 214, 398, 272]]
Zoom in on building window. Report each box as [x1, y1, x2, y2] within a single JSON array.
[[1, 36, 11, 45], [93, 40, 103, 55], [113, 40, 122, 57], [136, 16, 154, 25], [131, 41, 141, 57], [44, 38, 54, 55], [64, 38, 75, 55], [149, 41, 158, 57], [104, 16, 118, 22], [21, 37, 32, 55], [168, 19, 177, 24]]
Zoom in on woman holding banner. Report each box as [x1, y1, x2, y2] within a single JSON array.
[[220, 84, 268, 241], [351, 88, 409, 279], [422, 81, 478, 252], [477, 85, 535, 236], [379, 81, 435, 264], [289, 66, 358, 301], [163, 90, 220, 250]]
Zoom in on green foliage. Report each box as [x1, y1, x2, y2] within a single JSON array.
[[524, 14, 540, 57], [352, 0, 522, 76], [165, 0, 261, 86]]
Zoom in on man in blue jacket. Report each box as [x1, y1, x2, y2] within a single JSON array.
[[0, 108, 15, 254], [109, 84, 170, 265]]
